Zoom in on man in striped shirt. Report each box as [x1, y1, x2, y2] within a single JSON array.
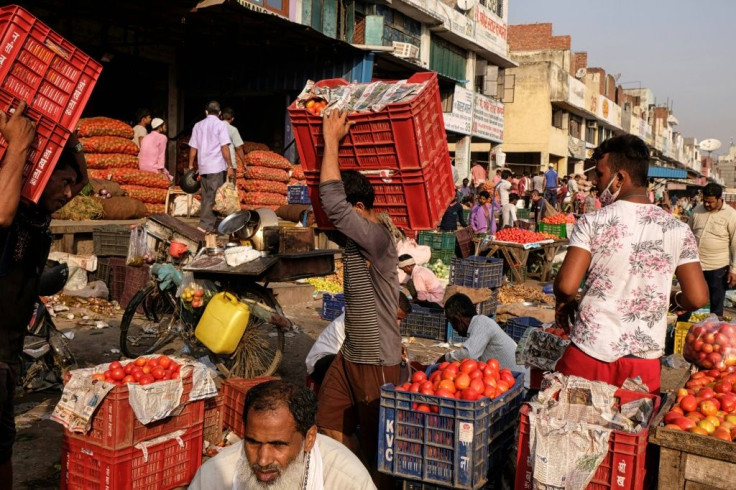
[[316, 110, 404, 487]]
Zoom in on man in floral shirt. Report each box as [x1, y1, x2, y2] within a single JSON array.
[[553, 135, 709, 393]]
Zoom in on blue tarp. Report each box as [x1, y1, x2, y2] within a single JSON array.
[[648, 165, 688, 179]]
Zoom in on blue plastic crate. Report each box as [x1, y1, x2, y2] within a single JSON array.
[[288, 185, 311, 204], [400, 305, 447, 341], [378, 372, 525, 489], [449, 256, 504, 289], [320, 293, 344, 321], [504, 316, 543, 343]]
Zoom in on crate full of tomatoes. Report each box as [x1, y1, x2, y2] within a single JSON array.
[[378, 359, 524, 489]]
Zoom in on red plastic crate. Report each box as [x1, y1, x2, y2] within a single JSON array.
[[0, 5, 101, 203], [289, 72, 455, 231], [0, 5, 101, 128], [222, 376, 278, 438], [515, 389, 661, 490], [65, 373, 202, 451], [61, 426, 203, 490]]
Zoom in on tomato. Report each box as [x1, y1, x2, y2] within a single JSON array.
[[714, 380, 732, 394], [459, 360, 477, 374], [438, 362, 450, 371], [171, 372, 180, 380], [496, 381, 510, 394], [122, 375, 136, 384], [469, 378, 485, 394], [152, 367, 165, 380], [163, 373, 171, 381], [124, 363, 136, 375], [699, 400, 719, 417], [412, 371, 427, 384], [697, 420, 716, 434], [483, 385, 496, 399], [92, 373, 106, 382], [133, 371, 144, 382], [109, 361, 123, 371], [454, 373, 471, 391], [435, 388, 453, 398], [134, 357, 148, 367], [712, 428, 732, 441], [139, 375, 154, 385], [468, 369, 483, 380], [664, 411, 684, 425], [673, 417, 695, 431], [158, 356, 172, 369], [461, 388, 480, 401], [680, 395, 698, 412], [441, 370, 456, 382], [148, 358, 159, 368], [438, 380, 456, 394], [110, 369, 125, 381], [663, 424, 683, 431], [500, 370, 516, 387], [409, 383, 421, 393], [416, 404, 431, 413], [142, 366, 152, 375]]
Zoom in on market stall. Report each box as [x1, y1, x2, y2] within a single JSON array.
[[480, 235, 568, 283]]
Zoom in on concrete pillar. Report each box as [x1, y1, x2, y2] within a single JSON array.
[[420, 24, 431, 66]]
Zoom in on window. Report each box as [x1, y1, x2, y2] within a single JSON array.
[[430, 36, 466, 82], [569, 114, 582, 137], [498, 72, 514, 103], [552, 108, 565, 129], [586, 123, 596, 144], [377, 5, 421, 47]]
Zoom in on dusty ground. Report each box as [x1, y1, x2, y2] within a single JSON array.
[[11, 290, 697, 489]]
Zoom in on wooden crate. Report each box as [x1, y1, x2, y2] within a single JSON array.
[[648, 374, 736, 489]]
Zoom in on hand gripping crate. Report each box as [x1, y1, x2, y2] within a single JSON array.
[[378, 372, 525, 489], [61, 426, 203, 490], [64, 373, 203, 451], [222, 377, 278, 438], [321, 293, 344, 321], [400, 304, 447, 341], [291, 72, 455, 230], [449, 256, 504, 289], [516, 389, 661, 490], [0, 5, 102, 203]]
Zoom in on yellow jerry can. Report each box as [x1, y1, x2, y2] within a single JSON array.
[[195, 292, 250, 354]]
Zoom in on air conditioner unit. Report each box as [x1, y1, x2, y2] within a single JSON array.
[[392, 42, 419, 59], [586, 121, 597, 129]]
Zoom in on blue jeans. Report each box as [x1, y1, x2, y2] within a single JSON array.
[[703, 266, 729, 316], [544, 188, 557, 207]]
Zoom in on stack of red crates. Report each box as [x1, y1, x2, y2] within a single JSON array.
[[515, 389, 661, 490], [222, 376, 277, 438], [0, 5, 101, 203], [61, 372, 205, 489], [288, 72, 455, 233]]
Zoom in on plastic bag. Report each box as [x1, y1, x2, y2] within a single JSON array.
[[177, 272, 218, 311], [126, 225, 152, 266], [682, 314, 736, 371], [213, 181, 240, 216], [64, 280, 109, 298], [64, 266, 88, 292]]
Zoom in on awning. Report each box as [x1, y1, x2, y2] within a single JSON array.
[[648, 165, 687, 179]]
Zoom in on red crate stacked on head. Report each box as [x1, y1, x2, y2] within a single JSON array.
[[0, 5, 101, 203], [515, 389, 661, 490], [288, 72, 455, 233]]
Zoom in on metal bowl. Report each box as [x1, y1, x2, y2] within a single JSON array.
[[218, 210, 252, 236], [205, 247, 224, 256]]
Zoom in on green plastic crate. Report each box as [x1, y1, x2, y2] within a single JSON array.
[[430, 249, 455, 264], [517, 208, 530, 220], [538, 222, 566, 238], [418, 231, 456, 250]]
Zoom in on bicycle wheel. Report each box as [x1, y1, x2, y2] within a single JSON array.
[[212, 284, 285, 378], [120, 282, 179, 358]]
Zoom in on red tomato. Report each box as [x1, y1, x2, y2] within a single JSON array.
[[134, 357, 148, 367], [416, 404, 431, 413], [438, 362, 450, 371], [122, 375, 136, 384], [469, 378, 485, 394], [163, 373, 171, 381], [459, 360, 478, 374], [461, 388, 480, 401], [409, 383, 421, 393], [496, 381, 510, 394], [139, 375, 154, 385], [110, 368, 125, 381], [171, 372, 180, 380], [158, 356, 172, 369], [412, 371, 427, 384], [152, 367, 165, 380], [483, 385, 497, 399], [109, 361, 123, 371], [148, 358, 159, 368], [468, 369, 483, 380], [435, 388, 453, 398], [92, 373, 106, 382], [680, 395, 698, 412], [124, 363, 136, 375], [142, 366, 152, 375], [441, 370, 457, 382], [454, 373, 471, 391], [132, 371, 144, 382]]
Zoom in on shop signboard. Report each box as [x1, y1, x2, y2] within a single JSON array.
[[474, 4, 507, 56], [443, 85, 474, 135], [424, 0, 474, 40], [472, 93, 504, 142]]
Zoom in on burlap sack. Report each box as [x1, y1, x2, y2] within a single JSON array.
[[89, 178, 125, 197], [544, 200, 559, 217], [101, 197, 148, 220], [443, 285, 493, 304]]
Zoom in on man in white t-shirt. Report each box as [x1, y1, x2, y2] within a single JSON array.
[[189, 380, 375, 490], [554, 135, 708, 393], [221, 107, 247, 172], [495, 169, 512, 207], [132, 108, 151, 148], [501, 193, 519, 229]]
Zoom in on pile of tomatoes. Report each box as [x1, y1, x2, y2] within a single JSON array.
[[395, 359, 516, 412], [305, 98, 328, 116], [90, 356, 182, 386], [543, 326, 570, 340], [541, 213, 576, 225], [683, 320, 736, 371], [495, 228, 557, 244], [662, 369, 736, 441]]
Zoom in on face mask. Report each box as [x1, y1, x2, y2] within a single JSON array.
[[599, 174, 620, 207]]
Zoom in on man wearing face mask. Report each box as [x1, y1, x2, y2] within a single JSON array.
[[553, 135, 709, 393]]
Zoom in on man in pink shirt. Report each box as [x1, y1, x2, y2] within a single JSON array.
[[470, 162, 487, 191], [399, 254, 445, 309], [138, 118, 172, 181], [188, 101, 234, 233]]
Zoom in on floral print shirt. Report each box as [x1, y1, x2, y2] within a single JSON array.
[[569, 201, 700, 362]]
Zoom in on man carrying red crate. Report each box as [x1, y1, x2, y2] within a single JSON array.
[[553, 134, 708, 394], [0, 101, 88, 485], [315, 110, 406, 487]]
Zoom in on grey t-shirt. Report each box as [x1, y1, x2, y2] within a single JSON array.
[[226, 123, 244, 168], [319, 180, 401, 366]]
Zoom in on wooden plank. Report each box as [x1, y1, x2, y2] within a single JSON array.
[[146, 214, 204, 243], [658, 447, 685, 490], [683, 454, 736, 489], [50, 219, 144, 234]]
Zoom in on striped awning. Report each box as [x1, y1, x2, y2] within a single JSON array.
[[648, 165, 687, 179]]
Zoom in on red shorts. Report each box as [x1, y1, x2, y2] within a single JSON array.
[[555, 344, 661, 394]]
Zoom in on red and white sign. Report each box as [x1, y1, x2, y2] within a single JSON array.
[[472, 93, 504, 142]]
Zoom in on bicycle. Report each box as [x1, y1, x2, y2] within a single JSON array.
[[119, 278, 285, 378]]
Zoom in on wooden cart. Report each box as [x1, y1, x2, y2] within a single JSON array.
[[479, 238, 568, 283], [648, 378, 736, 489]]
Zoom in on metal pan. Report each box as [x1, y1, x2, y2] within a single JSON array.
[[217, 210, 252, 236]]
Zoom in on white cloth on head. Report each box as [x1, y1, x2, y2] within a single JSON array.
[[398, 256, 416, 268]]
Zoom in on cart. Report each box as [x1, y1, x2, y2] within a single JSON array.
[[478, 238, 568, 283]]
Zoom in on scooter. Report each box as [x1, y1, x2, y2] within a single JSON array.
[[20, 262, 77, 391]]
